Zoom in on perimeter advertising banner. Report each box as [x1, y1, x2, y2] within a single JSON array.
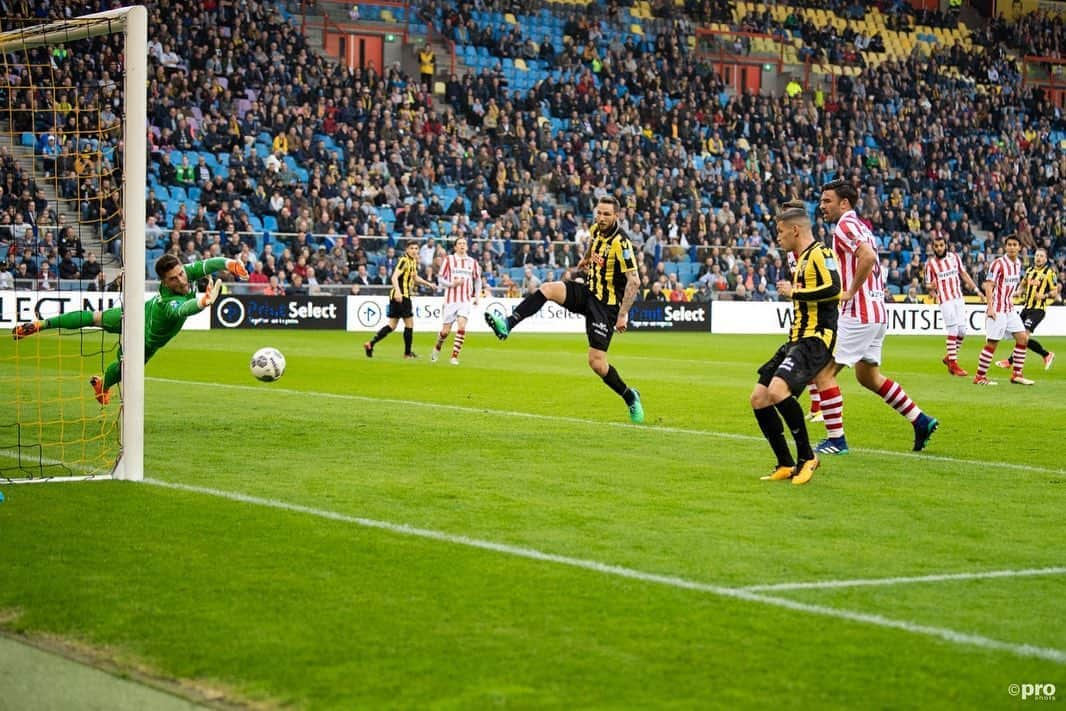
[[0, 290, 210, 330], [711, 302, 1066, 336], [212, 295, 347, 329], [346, 296, 587, 333], [627, 301, 711, 331]]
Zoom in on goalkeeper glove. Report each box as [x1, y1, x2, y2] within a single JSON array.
[[226, 259, 249, 280], [198, 276, 222, 309]]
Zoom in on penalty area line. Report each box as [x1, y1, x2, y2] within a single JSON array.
[[144, 477, 1066, 665], [150, 377, 1066, 476]]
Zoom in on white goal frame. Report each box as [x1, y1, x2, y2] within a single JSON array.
[[0, 6, 146, 482]]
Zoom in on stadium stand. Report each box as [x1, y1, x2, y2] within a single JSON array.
[[0, 0, 1061, 304]]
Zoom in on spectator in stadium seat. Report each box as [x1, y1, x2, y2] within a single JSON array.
[[57, 250, 80, 280], [144, 215, 165, 249], [157, 152, 177, 187], [80, 252, 101, 283], [175, 154, 195, 189], [371, 264, 389, 286]]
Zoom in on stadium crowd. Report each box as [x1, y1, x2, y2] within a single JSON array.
[[0, 0, 1062, 306]]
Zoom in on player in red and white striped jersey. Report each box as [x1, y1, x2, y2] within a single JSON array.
[[924, 237, 981, 376], [432, 236, 482, 365], [815, 180, 939, 454], [972, 234, 1033, 385]]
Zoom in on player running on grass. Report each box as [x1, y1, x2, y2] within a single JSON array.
[[484, 195, 644, 423], [754, 203, 841, 485], [924, 236, 981, 376], [815, 179, 939, 454], [996, 246, 1058, 373], [12, 254, 247, 404], [972, 234, 1036, 386], [431, 236, 482, 365]]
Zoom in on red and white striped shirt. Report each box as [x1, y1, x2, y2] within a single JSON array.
[[924, 252, 966, 303], [833, 209, 886, 324], [439, 254, 481, 304], [985, 255, 1022, 314]]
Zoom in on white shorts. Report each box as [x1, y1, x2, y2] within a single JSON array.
[[984, 310, 1024, 341], [441, 301, 474, 325], [834, 318, 887, 367], [939, 299, 967, 334]]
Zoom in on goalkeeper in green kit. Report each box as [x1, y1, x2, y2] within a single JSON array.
[[12, 254, 248, 404]]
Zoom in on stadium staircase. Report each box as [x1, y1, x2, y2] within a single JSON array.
[[6, 136, 117, 274]]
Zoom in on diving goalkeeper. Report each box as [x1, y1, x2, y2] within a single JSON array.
[[11, 254, 248, 404]]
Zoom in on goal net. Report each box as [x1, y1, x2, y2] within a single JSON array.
[[0, 6, 146, 483]]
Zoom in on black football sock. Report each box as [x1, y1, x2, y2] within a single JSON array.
[[776, 396, 813, 462], [508, 290, 548, 329], [1027, 337, 1049, 358], [370, 325, 393, 345], [403, 327, 414, 354], [601, 365, 635, 404], [754, 405, 794, 467]]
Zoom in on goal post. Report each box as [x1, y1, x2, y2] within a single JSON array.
[[0, 6, 146, 483]]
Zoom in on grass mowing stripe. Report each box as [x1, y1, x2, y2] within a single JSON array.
[[144, 477, 1066, 665], [741, 567, 1066, 592], [150, 377, 1066, 476]]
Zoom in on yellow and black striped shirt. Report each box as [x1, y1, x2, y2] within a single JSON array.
[[391, 255, 418, 299], [791, 242, 841, 347], [1022, 264, 1058, 310], [585, 222, 638, 306]]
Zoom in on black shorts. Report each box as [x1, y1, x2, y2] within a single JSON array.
[[387, 297, 413, 320], [1021, 308, 1046, 333], [562, 280, 618, 351], [757, 337, 834, 396]]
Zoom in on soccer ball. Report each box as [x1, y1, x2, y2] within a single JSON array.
[[250, 347, 286, 382]]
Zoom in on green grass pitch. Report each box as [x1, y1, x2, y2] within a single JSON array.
[[2, 329, 1064, 709]]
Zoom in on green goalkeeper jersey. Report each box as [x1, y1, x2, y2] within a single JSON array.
[[145, 257, 227, 355]]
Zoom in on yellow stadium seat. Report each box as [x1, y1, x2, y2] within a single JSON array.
[[631, 23, 644, 36], [514, 57, 528, 71], [381, 9, 395, 23], [504, 12, 517, 24]]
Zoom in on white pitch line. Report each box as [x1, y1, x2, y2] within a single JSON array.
[[144, 477, 1066, 665], [149, 377, 1066, 476], [741, 567, 1066, 592]]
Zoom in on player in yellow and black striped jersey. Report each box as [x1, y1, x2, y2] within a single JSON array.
[[364, 240, 438, 359], [751, 204, 842, 485], [1002, 248, 1060, 371], [484, 196, 645, 424], [789, 240, 840, 348]]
